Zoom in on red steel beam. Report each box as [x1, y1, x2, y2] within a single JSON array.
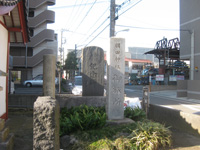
[[10, 11, 17, 42], [8, 27, 21, 32], [17, 0, 28, 43]]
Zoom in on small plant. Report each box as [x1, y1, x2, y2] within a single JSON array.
[[60, 105, 106, 136], [129, 120, 172, 150], [70, 121, 171, 150], [124, 106, 146, 121]]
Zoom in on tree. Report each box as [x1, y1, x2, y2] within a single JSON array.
[[63, 51, 78, 79]]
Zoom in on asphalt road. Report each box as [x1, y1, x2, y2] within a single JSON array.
[[125, 85, 200, 115], [14, 84, 200, 115]]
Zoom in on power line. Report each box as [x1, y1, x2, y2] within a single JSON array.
[[63, 0, 78, 29], [73, 0, 97, 33], [84, 24, 110, 47], [78, 16, 110, 45], [116, 24, 182, 31], [67, 0, 84, 31], [77, 6, 110, 44], [118, 0, 143, 17], [49, 1, 109, 9]]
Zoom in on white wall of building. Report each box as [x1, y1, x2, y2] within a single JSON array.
[[32, 62, 43, 77], [0, 24, 8, 117]]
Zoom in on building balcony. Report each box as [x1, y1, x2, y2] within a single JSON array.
[[29, 0, 55, 9], [28, 10, 55, 28], [13, 49, 54, 67], [28, 29, 54, 48]]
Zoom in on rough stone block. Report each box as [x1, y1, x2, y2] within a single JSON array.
[[0, 119, 5, 132], [33, 96, 60, 150], [82, 46, 104, 96], [0, 127, 9, 142], [0, 133, 14, 150]]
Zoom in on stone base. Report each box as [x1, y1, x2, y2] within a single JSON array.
[[33, 96, 60, 150], [106, 118, 134, 126]]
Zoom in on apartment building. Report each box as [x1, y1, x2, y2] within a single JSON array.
[[10, 0, 57, 82], [178, 0, 200, 99]]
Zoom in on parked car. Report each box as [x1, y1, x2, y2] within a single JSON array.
[[23, 74, 58, 87], [72, 76, 82, 95]]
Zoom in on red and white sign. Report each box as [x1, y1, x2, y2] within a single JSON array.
[[156, 75, 164, 81]]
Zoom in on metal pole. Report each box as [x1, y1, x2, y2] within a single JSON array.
[[110, 0, 115, 37], [25, 43, 27, 68], [59, 71, 61, 94], [190, 30, 194, 80]]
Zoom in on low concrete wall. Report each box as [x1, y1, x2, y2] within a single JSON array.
[[148, 85, 177, 91], [9, 95, 38, 108], [177, 80, 187, 97], [187, 80, 200, 100], [148, 104, 200, 136], [57, 94, 106, 108], [8, 94, 106, 108]]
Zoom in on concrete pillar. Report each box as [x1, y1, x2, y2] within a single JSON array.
[[107, 37, 125, 120], [43, 54, 56, 98], [33, 96, 60, 150]]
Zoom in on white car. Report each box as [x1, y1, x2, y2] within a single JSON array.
[[23, 74, 58, 87], [72, 76, 82, 95]]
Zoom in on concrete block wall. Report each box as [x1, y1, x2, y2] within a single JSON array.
[[148, 104, 200, 136], [177, 80, 200, 100], [177, 80, 187, 97], [0, 119, 14, 150]]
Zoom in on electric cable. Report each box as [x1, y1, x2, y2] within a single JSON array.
[[84, 23, 110, 47]]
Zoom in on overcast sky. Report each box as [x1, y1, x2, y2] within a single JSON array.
[[48, 0, 180, 52]]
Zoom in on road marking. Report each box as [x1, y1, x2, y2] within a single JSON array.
[[181, 104, 200, 111], [150, 94, 200, 104], [125, 89, 135, 92], [160, 105, 174, 109]]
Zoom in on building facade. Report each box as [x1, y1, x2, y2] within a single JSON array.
[[178, 0, 200, 99], [10, 0, 57, 82]]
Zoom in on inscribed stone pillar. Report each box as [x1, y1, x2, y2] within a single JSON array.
[[107, 37, 125, 120], [82, 46, 104, 96], [43, 54, 56, 98], [33, 96, 60, 150]]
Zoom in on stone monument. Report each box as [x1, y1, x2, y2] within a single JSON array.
[[82, 46, 104, 96], [33, 54, 60, 149], [33, 96, 60, 150], [107, 37, 125, 120]]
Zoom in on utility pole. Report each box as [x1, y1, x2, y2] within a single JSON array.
[[110, 0, 115, 37], [59, 29, 67, 66]]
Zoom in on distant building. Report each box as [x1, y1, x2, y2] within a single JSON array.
[[10, 0, 58, 83], [128, 47, 159, 68]]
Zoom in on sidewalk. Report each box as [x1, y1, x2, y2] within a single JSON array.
[[149, 90, 200, 149], [150, 90, 200, 115]]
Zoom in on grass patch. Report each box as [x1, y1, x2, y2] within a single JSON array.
[[60, 106, 172, 150]]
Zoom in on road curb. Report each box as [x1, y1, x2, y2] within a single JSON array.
[[148, 104, 200, 136]]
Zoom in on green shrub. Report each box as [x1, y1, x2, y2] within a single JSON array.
[[60, 105, 106, 136], [129, 120, 172, 150], [124, 106, 146, 121], [71, 121, 171, 150]]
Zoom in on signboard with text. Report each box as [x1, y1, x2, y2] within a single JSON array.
[[156, 75, 164, 81], [176, 75, 184, 80]]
